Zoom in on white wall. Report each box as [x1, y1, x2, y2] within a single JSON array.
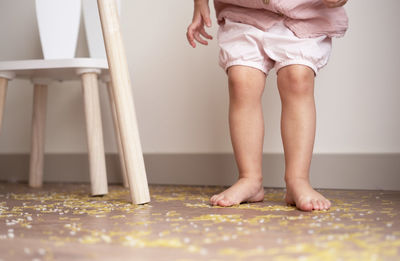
[[0, 0, 399, 154]]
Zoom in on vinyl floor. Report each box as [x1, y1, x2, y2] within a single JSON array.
[[0, 182, 399, 261]]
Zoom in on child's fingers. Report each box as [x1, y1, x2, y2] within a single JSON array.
[[202, 13, 212, 28], [194, 31, 208, 45], [187, 12, 211, 48], [186, 25, 197, 48], [200, 5, 212, 27], [187, 25, 208, 47], [187, 13, 204, 48], [200, 27, 213, 40]]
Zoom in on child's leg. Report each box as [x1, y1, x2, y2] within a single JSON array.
[[276, 64, 331, 211], [210, 65, 266, 207]]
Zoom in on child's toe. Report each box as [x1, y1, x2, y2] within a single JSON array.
[[318, 199, 325, 210], [210, 195, 218, 204], [326, 199, 332, 208], [217, 197, 233, 207], [313, 199, 320, 210], [310, 199, 319, 210], [319, 199, 325, 210], [323, 199, 331, 209], [212, 194, 225, 206]]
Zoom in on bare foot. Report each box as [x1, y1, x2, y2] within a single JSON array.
[[210, 177, 265, 207], [285, 177, 331, 211]]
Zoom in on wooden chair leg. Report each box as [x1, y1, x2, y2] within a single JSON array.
[[97, 0, 150, 204], [29, 84, 48, 188], [80, 71, 108, 196], [0, 77, 8, 134], [105, 80, 129, 188]]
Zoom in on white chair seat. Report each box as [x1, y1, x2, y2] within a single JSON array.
[[0, 58, 108, 81]]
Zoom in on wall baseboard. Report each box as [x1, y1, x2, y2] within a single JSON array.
[[0, 153, 399, 190]]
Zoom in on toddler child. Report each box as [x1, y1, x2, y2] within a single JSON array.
[[186, 0, 348, 211]]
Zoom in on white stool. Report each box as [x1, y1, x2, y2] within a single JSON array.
[[0, 0, 150, 204]]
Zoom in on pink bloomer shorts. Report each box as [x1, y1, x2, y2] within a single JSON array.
[[217, 19, 332, 76]]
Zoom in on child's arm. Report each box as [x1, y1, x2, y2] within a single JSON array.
[[186, 0, 213, 48], [323, 0, 348, 8]]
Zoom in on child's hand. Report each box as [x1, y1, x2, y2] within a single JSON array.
[[323, 0, 348, 8], [187, 0, 213, 48]]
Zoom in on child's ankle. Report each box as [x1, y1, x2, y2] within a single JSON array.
[[239, 175, 263, 183], [284, 176, 309, 185]]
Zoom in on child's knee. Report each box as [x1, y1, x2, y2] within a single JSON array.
[[277, 65, 315, 97], [228, 66, 265, 101]]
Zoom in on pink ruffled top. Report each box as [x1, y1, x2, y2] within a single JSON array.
[[214, 0, 349, 38]]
